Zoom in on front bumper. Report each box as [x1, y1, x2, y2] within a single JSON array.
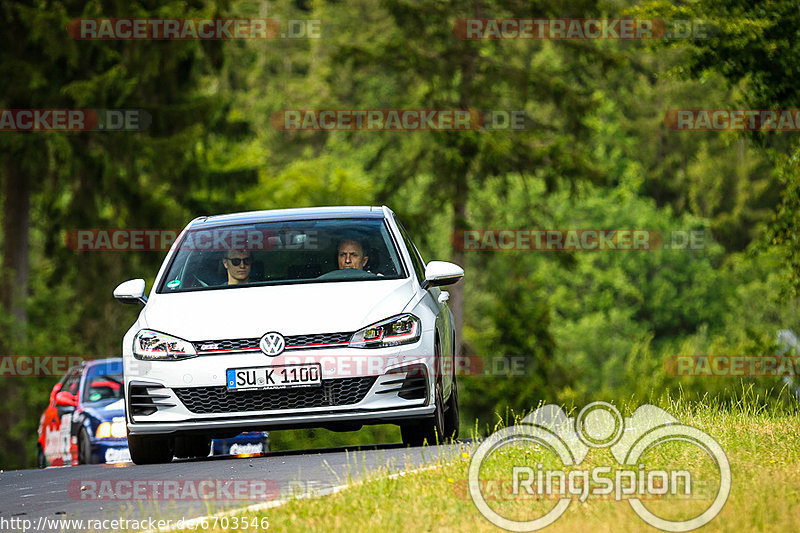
[[91, 439, 130, 463], [124, 345, 437, 436], [127, 405, 435, 435]]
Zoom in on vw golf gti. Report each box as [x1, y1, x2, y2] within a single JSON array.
[[114, 206, 463, 464]]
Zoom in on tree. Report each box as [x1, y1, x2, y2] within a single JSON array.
[[0, 0, 241, 469], [295, 0, 614, 355], [634, 0, 800, 294]]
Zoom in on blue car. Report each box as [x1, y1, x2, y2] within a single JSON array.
[[211, 431, 271, 456], [37, 358, 268, 467]]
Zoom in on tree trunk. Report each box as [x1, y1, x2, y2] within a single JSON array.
[[1, 157, 30, 340], [0, 156, 30, 468]]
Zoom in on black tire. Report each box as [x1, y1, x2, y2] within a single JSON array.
[[37, 445, 46, 469], [401, 385, 445, 447], [443, 379, 460, 440], [78, 428, 93, 465], [173, 435, 211, 459], [128, 433, 174, 465], [400, 422, 424, 446]]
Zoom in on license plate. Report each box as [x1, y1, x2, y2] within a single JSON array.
[[226, 363, 322, 391]]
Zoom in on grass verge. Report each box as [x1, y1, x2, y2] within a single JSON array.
[[175, 395, 800, 532]]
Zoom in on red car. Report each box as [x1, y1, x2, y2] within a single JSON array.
[[37, 359, 128, 467], [37, 358, 269, 467]]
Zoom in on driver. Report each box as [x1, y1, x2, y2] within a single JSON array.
[[337, 239, 369, 270], [223, 249, 252, 284]]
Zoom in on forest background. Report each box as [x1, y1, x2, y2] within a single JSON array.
[[1, 0, 798, 468]]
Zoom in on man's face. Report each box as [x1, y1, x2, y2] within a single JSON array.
[[223, 250, 252, 284], [338, 240, 368, 270]]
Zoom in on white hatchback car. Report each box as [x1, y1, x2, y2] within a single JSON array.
[[114, 206, 463, 464]]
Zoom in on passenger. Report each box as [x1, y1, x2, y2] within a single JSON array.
[[337, 239, 369, 270], [223, 249, 252, 285]]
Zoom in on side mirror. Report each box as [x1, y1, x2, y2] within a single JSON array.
[[114, 279, 147, 306], [49, 383, 62, 405], [421, 261, 464, 290], [55, 391, 78, 408]]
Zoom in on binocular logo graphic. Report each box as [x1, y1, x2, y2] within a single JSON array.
[[468, 402, 730, 531]]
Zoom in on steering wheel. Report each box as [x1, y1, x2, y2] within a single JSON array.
[[190, 275, 210, 288], [316, 269, 378, 281]]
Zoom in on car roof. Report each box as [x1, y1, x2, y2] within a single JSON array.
[[84, 357, 122, 367], [189, 206, 388, 229], [81, 358, 123, 374]]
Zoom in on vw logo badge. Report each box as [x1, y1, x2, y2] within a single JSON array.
[[259, 332, 286, 356]]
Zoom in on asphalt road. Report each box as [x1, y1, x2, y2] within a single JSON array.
[[0, 441, 470, 532]]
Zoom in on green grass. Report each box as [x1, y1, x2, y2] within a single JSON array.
[[175, 392, 800, 532]]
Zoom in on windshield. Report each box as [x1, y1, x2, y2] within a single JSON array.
[[157, 218, 406, 293], [82, 361, 124, 404]]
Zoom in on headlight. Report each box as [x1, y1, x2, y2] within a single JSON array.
[[96, 418, 126, 439], [349, 314, 421, 348], [133, 329, 197, 360], [96, 422, 111, 438]]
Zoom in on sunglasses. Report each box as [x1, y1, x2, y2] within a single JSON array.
[[225, 257, 252, 266]]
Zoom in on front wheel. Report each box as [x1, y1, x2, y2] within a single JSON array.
[[78, 428, 93, 465], [128, 433, 174, 465], [442, 380, 459, 440], [401, 380, 445, 447], [37, 445, 46, 469]]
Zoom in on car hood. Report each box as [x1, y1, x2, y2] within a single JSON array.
[[142, 278, 417, 340], [83, 398, 125, 421]]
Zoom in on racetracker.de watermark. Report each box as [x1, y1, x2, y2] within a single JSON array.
[[452, 229, 706, 251], [270, 109, 531, 131], [453, 18, 713, 40], [67, 18, 321, 40], [67, 479, 280, 500], [0, 356, 90, 377], [665, 355, 800, 377], [666, 109, 800, 131], [224, 354, 530, 380], [0, 109, 150, 132], [468, 402, 730, 531], [65, 228, 320, 251]]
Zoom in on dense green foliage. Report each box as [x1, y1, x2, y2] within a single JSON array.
[[1, 0, 798, 467]]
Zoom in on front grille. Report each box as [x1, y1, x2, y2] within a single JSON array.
[[193, 332, 353, 353], [286, 332, 352, 347], [196, 338, 260, 351], [173, 377, 377, 414]]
